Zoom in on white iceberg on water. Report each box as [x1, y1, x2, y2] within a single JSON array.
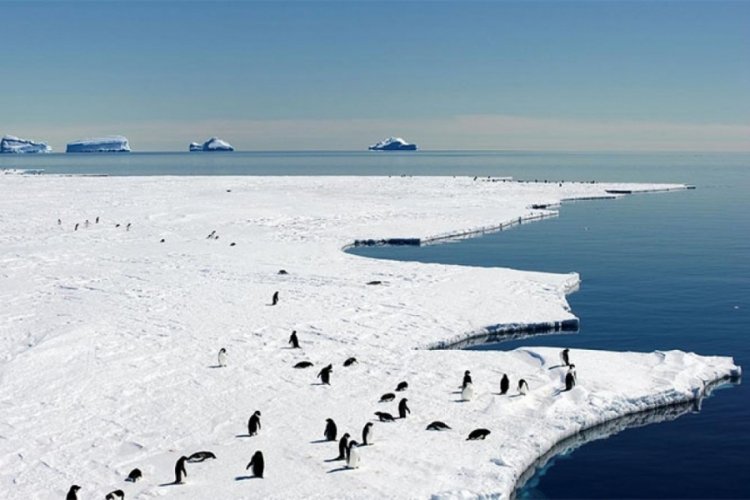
[[369, 136, 417, 151], [189, 137, 234, 152], [0, 135, 52, 154], [66, 136, 130, 153]]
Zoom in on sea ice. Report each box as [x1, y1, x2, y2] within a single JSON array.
[[66, 136, 130, 153], [368, 137, 417, 150], [189, 137, 235, 152]]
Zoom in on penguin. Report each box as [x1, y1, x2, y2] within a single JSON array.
[[115, 223, 120, 228], [289, 330, 300, 349], [561, 348, 570, 367], [218, 347, 227, 367], [174, 455, 188, 484], [336, 432, 351, 460], [74, 223, 79, 231], [85, 219, 89, 228], [126, 223, 131, 231], [57, 218, 62, 225], [461, 382, 474, 402], [565, 370, 576, 391], [362, 422, 374, 445], [346, 441, 361, 469], [462, 370, 472, 389], [246, 450, 264, 478], [160, 238, 165, 243], [66, 485, 81, 500], [248, 410, 261, 436], [343, 357, 358, 367], [374, 411, 395, 422], [271, 291, 279, 306], [500, 374, 510, 395], [125, 468, 142, 482], [207, 230, 216, 239], [187, 451, 217, 462], [317, 364, 333, 385], [105, 490, 124, 500], [518, 379, 529, 395], [278, 269, 288, 275], [324, 418, 337, 441], [95, 216, 99, 224], [379, 392, 395, 403], [467, 428, 491, 440], [426, 421, 451, 431], [395, 381, 408, 392], [230, 242, 236, 246], [293, 361, 313, 369], [398, 398, 410, 419], [569, 364, 577, 381]]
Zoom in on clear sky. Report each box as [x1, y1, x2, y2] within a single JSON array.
[[2, 1, 749, 151]]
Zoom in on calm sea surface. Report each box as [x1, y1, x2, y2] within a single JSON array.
[[3, 151, 749, 497]]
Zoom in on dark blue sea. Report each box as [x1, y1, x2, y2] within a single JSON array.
[[2, 151, 748, 497]]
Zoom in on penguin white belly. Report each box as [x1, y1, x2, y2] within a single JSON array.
[[347, 448, 360, 469], [365, 427, 373, 444], [461, 382, 474, 401], [218, 350, 227, 367]]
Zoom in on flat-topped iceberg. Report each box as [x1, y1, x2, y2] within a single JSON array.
[[369, 136, 417, 151], [0, 135, 52, 154], [189, 137, 234, 152], [66, 136, 130, 153]]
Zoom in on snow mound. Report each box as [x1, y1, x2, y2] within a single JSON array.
[[66, 136, 130, 153], [368, 137, 417, 151], [190, 137, 234, 152], [0, 135, 52, 153]]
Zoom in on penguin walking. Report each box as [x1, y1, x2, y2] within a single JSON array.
[[398, 398, 410, 419], [362, 422, 374, 445], [218, 347, 227, 367], [374, 411, 395, 422], [336, 433, 350, 460], [518, 379, 529, 395], [125, 468, 142, 482], [105, 490, 125, 500], [174, 455, 188, 484], [248, 410, 261, 436], [500, 374, 509, 395], [246, 451, 264, 478], [395, 381, 408, 392], [324, 418, 337, 441], [462, 370, 472, 389], [289, 330, 300, 349], [561, 348, 571, 367], [461, 382, 474, 402], [66, 485, 81, 500], [346, 441, 361, 469], [271, 291, 279, 306], [343, 357, 358, 367], [74, 223, 79, 231], [317, 364, 333, 385], [426, 421, 451, 431], [467, 428, 491, 440]]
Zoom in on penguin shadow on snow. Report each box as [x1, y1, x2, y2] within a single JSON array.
[[309, 438, 330, 444], [547, 364, 566, 370], [235, 475, 262, 481]]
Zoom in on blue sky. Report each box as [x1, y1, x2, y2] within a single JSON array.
[[1, 1, 749, 151]]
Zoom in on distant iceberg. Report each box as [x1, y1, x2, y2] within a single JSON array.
[[368, 137, 417, 151], [66, 136, 130, 153], [189, 137, 234, 152], [1, 135, 52, 154]]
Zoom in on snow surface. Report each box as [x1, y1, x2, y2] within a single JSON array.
[[66, 136, 130, 153], [0, 135, 51, 154], [368, 137, 417, 150], [189, 137, 235, 152], [0, 175, 739, 499]]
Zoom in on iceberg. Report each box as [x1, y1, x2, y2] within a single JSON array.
[[65, 136, 130, 153], [189, 137, 234, 152], [368, 136, 417, 151], [0, 135, 52, 154]]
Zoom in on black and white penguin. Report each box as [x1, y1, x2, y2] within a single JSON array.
[[462, 370, 473, 389], [379, 392, 395, 403], [271, 291, 279, 306], [500, 374, 510, 395], [569, 364, 577, 381], [398, 398, 410, 419], [317, 364, 333, 385], [518, 379, 529, 395], [218, 348, 227, 367], [278, 269, 288, 275], [565, 370, 576, 391], [74, 223, 79, 231], [66, 485, 81, 500], [336, 432, 351, 460], [362, 422, 374, 445], [324, 418, 338, 441], [294, 361, 313, 369], [289, 330, 300, 349], [57, 218, 62, 225], [174, 455, 188, 484], [343, 357, 358, 367], [467, 428, 491, 440], [125, 468, 142, 482], [461, 382, 474, 402], [561, 348, 570, 367], [395, 381, 408, 392], [248, 410, 262, 436], [246, 450, 264, 478], [187, 451, 217, 463], [374, 411, 395, 422], [426, 421, 451, 431], [105, 490, 124, 500], [346, 441, 361, 469]]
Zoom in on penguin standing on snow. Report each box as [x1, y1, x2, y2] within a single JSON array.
[[565, 366, 576, 391], [346, 441, 361, 469], [569, 364, 577, 381], [125, 468, 142, 482], [500, 374, 510, 395], [561, 348, 571, 367], [317, 364, 333, 385], [174, 455, 188, 484], [395, 381, 408, 392], [324, 418, 338, 441], [105, 490, 125, 500], [271, 291, 279, 306], [66, 485, 81, 500], [461, 382, 474, 402], [246, 451, 265, 478], [426, 421, 451, 431], [218, 347, 227, 367], [289, 330, 300, 349], [248, 410, 262, 436], [362, 422, 374, 445], [462, 370, 473, 389], [518, 379, 529, 395], [398, 398, 410, 419], [336, 433, 351, 460]]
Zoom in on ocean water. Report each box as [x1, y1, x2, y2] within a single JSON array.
[[3, 151, 749, 497]]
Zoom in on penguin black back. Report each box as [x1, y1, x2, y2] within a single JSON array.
[[289, 330, 300, 349], [317, 364, 333, 384], [565, 371, 576, 391], [343, 357, 358, 367], [248, 410, 262, 436], [324, 418, 338, 441], [174, 456, 188, 484], [337, 432, 351, 460], [426, 421, 451, 431], [66, 485, 81, 500], [271, 291, 279, 306], [398, 398, 410, 419], [395, 381, 408, 392], [500, 374, 510, 395], [105, 490, 125, 500], [362, 422, 373, 445], [379, 392, 395, 403], [462, 370, 472, 389], [246, 450, 265, 478], [294, 361, 313, 369], [374, 411, 395, 422], [561, 348, 570, 366], [125, 468, 142, 482], [187, 451, 217, 463], [467, 428, 491, 440]]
